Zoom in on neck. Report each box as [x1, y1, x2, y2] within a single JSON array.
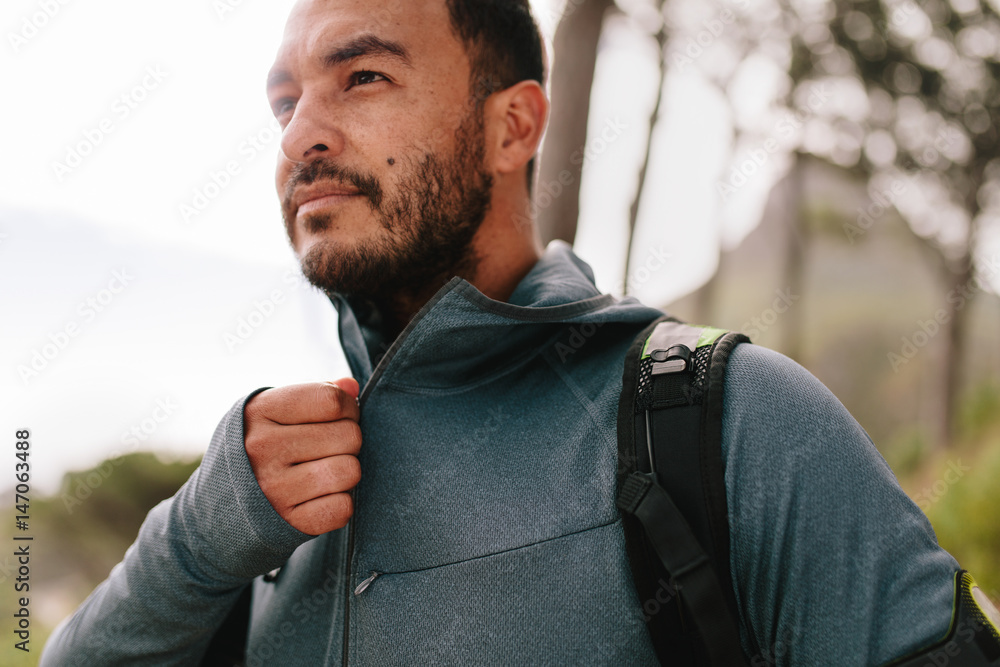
[[377, 189, 543, 339]]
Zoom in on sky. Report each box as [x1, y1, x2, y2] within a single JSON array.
[[0, 0, 783, 493]]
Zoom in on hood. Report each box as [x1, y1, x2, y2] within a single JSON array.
[[331, 241, 665, 392]]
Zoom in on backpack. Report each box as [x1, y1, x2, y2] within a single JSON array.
[[617, 319, 1000, 667], [615, 316, 751, 666], [201, 316, 751, 667]]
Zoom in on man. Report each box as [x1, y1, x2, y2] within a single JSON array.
[[40, 0, 996, 665]]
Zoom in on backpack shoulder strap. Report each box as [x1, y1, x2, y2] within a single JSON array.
[[616, 316, 750, 666]]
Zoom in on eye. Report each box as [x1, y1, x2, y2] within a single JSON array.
[[272, 98, 296, 118], [348, 70, 388, 89]]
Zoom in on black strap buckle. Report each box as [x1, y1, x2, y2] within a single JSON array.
[[650, 344, 692, 376]]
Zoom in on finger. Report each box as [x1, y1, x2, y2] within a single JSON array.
[[332, 377, 360, 400], [246, 380, 361, 426], [265, 454, 362, 511], [285, 492, 355, 536], [247, 420, 362, 471]]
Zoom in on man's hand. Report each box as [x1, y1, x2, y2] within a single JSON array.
[[244, 378, 362, 536]]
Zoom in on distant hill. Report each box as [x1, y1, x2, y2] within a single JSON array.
[[666, 156, 1000, 449], [0, 206, 349, 493]]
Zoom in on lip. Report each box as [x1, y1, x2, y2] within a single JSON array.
[[293, 183, 363, 217]]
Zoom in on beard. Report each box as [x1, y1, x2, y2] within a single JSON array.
[[280, 107, 494, 303]]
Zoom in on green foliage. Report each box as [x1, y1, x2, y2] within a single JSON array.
[[1, 452, 199, 663], [43, 452, 201, 586], [958, 382, 1000, 441], [0, 628, 50, 667], [895, 390, 1000, 599], [802, 198, 850, 239], [882, 426, 931, 479], [922, 435, 1000, 597]]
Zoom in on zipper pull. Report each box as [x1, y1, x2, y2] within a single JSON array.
[[354, 571, 381, 596]]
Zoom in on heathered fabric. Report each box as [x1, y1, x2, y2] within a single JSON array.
[[721, 346, 958, 664], [41, 241, 958, 666]]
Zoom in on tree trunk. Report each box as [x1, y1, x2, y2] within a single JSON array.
[[939, 260, 974, 447], [937, 157, 987, 447], [536, 0, 616, 246], [781, 152, 807, 363], [623, 15, 668, 293], [691, 262, 721, 325]]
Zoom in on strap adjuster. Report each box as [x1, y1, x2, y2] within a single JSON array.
[[650, 344, 692, 375], [616, 472, 653, 514]]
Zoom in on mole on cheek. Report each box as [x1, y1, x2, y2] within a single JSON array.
[[387, 157, 395, 166]]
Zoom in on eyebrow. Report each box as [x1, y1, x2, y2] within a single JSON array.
[[267, 34, 411, 90], [323, 34, 410, 68]]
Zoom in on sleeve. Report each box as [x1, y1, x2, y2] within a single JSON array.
[[39, 391, 316, 666], [721, 344, 960, 666]]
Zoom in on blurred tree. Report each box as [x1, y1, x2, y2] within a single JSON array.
[[624, 0, 669, 293], [537, 0, 619, 245], [664, 0, 811, 358], [538, 0, 998, 445], [781, 0, 1000, 446]]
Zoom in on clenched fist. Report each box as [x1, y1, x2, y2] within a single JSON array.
[[244, 378, 362, 536]]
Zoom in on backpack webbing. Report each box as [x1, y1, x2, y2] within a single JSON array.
[[616, 316, 751, 666]]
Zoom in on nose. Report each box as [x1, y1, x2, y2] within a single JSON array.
[[279, 94, 347, 163]]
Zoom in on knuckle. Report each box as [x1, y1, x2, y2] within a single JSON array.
[[301, 494, 352, 535], [244, 431, 276, 468], [256, 475, 282, 507], [244, 440, 263, 466], [243, 428, 263, 452], [244, 391, 273, 422], [337, 456, 362, 487], [333, 493, 354, 523], [341, 422, 363, 453], [296, 464, 321, 490], [298, 515, 322, 537], [326, 386, 349, 416]]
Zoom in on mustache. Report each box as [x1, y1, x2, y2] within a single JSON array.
[[282, 159, 384, 213]]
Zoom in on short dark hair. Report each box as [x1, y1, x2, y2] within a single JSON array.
[[446, 0, 545, 91], [446, 0, 545, 186]]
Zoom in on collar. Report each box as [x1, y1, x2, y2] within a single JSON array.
[[330, 241, 664, 391]]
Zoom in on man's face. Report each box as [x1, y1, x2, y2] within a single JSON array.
[[268, 0, 495, 300]]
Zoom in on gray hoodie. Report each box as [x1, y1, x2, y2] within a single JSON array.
[[41, 242, 959, 666]]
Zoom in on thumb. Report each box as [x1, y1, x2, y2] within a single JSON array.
[[331, 377, 360, 400]]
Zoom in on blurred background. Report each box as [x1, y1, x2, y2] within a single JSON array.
[[2, 0, 999, 662]]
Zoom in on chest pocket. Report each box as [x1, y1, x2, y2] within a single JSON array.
[[347, 518, 658, 666], [352, 366, 621, 576]]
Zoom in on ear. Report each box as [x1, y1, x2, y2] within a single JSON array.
[[485, 80, 549, 177]]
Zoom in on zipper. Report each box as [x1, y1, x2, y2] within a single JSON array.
[[353, 571, 381, 596], [340, 279, 463, 667]]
